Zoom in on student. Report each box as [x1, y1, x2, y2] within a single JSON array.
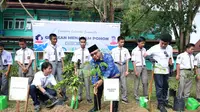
[[111, 35, 130, 104], [194, 51, 200, 102], [0, 42, 12, 96], [88, 44, 120, 112], [145, 33, 173, 112], [30, 62, 58, 112], [71, 37, 92, 103], [131, 36, 148, 100], [15, 38, 35, 84], [44, 33, 67, 101], [176, 43, 195, 99]]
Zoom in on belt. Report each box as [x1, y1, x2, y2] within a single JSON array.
[[21, 63, 29, 65], [180, 69, 193, 70], [52, 61, 61, 62], [115, 62, 126, 65], [136, 65, 146, 67], [1, 65, 8, 67]]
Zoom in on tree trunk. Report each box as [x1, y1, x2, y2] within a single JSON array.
[[178, 0, 184, 53], [109, 0, 114, 22], [103, 0, 107, 22]]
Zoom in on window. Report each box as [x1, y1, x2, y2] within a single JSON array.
[[15, 18, 25, 29], [26, 18, 34, 30], [4, 18, 13, 29]]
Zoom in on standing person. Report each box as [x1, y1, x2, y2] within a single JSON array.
[[88, 44, 120, 112], [71, 37, 92, 103], [15, 38, 35, 84], [176, 43, 195, 99], [131, 37, 148, 100], [145, 33, 173, 112], [194, 51, 200, 102], [0, 42, 12, 96], [30, 62, 58, 111], [44, 33, 67, 101], [111, 35, 130, 104]]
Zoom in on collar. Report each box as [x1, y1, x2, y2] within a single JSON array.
[[136, 46, 143, 51], [21, 47, 27, 50], [50, 44, 57, 48]]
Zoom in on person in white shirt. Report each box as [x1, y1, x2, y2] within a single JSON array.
[[43, 33, 67, 101], [194, 52, 200, 102], [111, 36, 130, 104], [0, 42, 12, 96], [145, 33, 173, 112], [176, 43, 195, 99], [30, 62, 58, 111], [15, 38, 35, 84], [131, 37, 148, 100], [71, 37, 92, 103]]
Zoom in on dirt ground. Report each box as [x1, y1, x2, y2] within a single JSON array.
[[3, 72, 200, 112]]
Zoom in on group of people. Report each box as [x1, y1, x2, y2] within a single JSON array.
[[0, 33, 199, 112]]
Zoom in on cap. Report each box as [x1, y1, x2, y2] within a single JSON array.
[[88, 44, 99, 53]]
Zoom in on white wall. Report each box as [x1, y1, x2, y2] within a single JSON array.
[[190, 12, 200, 44]]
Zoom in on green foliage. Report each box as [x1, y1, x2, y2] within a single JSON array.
[[90, 62, 108, 79], [9, 63, 18, 77]]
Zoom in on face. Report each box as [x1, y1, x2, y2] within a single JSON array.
[[43, 65, 52, 76], [80, 39, 86, 48], [19, 41, 26, 49], [138, 41, 145, 48], [0, 46, 4, 54], [187, 46, 194, 54], [159, 40, 169, 49], [90, 49, 101, 61], [118, 39, 125, 47], [50, 36, 57, 45]]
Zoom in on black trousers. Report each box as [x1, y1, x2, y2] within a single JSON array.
[[93, 82, 119, 112]]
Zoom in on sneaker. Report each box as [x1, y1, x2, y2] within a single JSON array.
[[87, 99, 92, 103], [121, 99, 129, 104], [157, 104, 167, 112], [34, 105, 40, 112]]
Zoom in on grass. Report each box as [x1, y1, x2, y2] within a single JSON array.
[[2, 71, 200, 112]]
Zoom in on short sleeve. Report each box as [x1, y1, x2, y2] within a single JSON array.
[[194, 54, 199, 66], [176, 54, 182, 64], [43, 47, 49, 60], [14, 51, 19, 62], [126, 49, 131, 60], [71, 51, 77, 62], [50, 75, 57, 86], [131, 50, 136, 62], [60, 47, 65, 58], [7, 52, 13, 65], [146, 46, 154, 56], [30, 49, 35, 60]]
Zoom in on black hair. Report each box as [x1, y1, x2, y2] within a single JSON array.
[[0, 42, 4, 47], [79, 36, 86, 42], [19, 38, 26, 43], [186, 43, 195, 49], [160, 33, 172, 43], [117, 35, 125, 42], [41, 62, 52, 72], [137, 36, 146, 43], [35, 34, 43, 40], [49, 33, 57, 40]]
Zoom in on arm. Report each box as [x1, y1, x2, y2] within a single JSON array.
[[61, 57, 64, 72], [37, 85, 46, 93], [176, 64, 180, 80], [103, 54, 115, 78], [133, 61, 138, 77]]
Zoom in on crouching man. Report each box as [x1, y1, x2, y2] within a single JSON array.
[[30, 62, 58, 111]]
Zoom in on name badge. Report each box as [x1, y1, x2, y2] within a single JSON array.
[[27, 56, 30, 59], [4, 59, 7, 64]]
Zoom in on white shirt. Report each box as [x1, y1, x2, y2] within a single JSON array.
[[0, 50, 13, 65], [131, 46, 146, 66], [31, 71, 57, 88], [146, 44, 173, 74], [15, 47, 35, 64], [177, 52, 194, 69], [194, 52, 200, 67], [71, 48, 91, 63], [111, 47, 131, 63], [43, 44, 65, 61]]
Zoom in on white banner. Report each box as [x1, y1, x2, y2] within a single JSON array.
[[32, 20, 120, 53], [9, 77, 29, 101], [104, 79, 119, 101]]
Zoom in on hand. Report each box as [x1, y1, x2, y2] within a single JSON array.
[[94, 86, 98, 95], [94, 79, 103, 88], [5, 71, 9, 77], [44, 91, 54, 99], [22, 67, 28, 73], [176, 75, 180, 80], [149, 58, 157, 63], [62, 67, 64, 73], [125, 71, 129, 76], [75, 71, 78, 75], [135, 72, 139, 77]]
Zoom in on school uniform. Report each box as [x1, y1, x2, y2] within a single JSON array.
[[131, 46, 148, 99], [15, 47, 35, 84], [43, 43, 67, 98], [194, 53, 200, 100], [30, 71, 57, 106], [0, 50, 12, 95], [71, 48, 92, 101], [177, 52, 194, 98], [111, 47, 130, 102], [146, 44, 173, 105]]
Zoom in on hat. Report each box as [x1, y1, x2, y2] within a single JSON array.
[[160, 33, 172, 43], [88, 44, 99, 53]]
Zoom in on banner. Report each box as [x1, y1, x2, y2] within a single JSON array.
[[32, 20, 120, 52]]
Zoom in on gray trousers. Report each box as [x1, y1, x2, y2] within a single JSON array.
[[115, 63, 127, 101], [177, 70, 193, 98], [196, 68, 200, 99], [78, 64, 91, 100], [134, 66, 148, 99], [0, 66, 9, 95], [50, 61, 66, 94], [18, 64, 34, 85]]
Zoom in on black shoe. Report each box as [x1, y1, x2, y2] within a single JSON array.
[[164, 102, 172, 108], [157, 104, 167, 112], [62, 95, 68, 102], [78, 99, 83, 103], [88, 107, 98, 112], [87, 99, 92, 103], [197, 98, 200, 102], [121, 99, 129, 104]]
